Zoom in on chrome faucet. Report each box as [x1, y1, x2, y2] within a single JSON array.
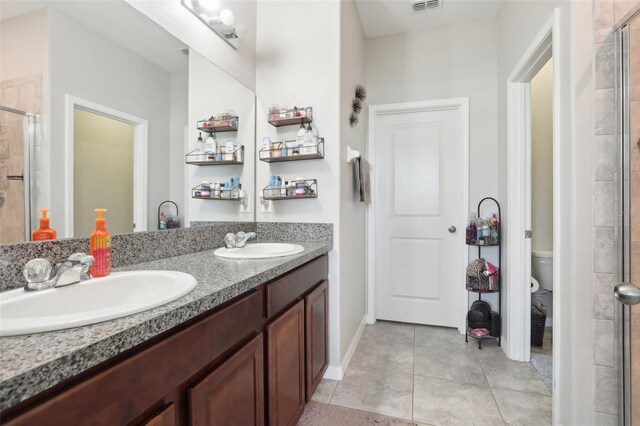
[[23, 253, 95, 291], [224, 232, 257, 249]]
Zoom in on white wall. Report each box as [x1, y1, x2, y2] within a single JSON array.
[[169, 69, 188, 226], [48, 8, 173, 236], [187, 50, 255, 223], [0, 8, 48, 82], [531, 58, 554, 252], [125, 0, 257, 91], [255, 0, 343, 372], [339, 0, 367, 363]]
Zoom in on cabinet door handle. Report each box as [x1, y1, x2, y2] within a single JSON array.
[[448, 226, 456, 233]]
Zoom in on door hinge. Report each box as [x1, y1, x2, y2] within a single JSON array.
[[525, 230, 532, 239]]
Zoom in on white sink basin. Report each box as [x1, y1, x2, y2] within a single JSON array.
[[214, 243, 304, 259], [0, 270, 196, 337]]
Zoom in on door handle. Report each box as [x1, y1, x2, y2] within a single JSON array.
[[614, 282, 640, 305], [448, 226, 457, 233]]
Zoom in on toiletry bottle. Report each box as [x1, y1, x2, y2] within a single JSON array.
[[490, 213, 499, 243], [476, 218, 484, 243], [295, 177, 306, 196], [297, 124, 306, 146], [234, 142, 242, 162], [90, 209, 112, 278], [196, 132, 205, 160], [204, 133, 216, 158], [225, 140, 234, 161], [262, 137, 272, 159], [483, 218, 491, 240], [32, 208, 57, 241], [200, 181, 211, 198], [303, 124, 317, 155], [281, 181, 289, 197]]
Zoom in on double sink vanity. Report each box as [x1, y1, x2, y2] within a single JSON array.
[[0, 231, 332, 426]]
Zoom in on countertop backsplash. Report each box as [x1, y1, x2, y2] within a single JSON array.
[[0, 222, 332, 292]]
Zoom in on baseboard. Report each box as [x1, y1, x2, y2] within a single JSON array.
[[323, 316, 367, 381]]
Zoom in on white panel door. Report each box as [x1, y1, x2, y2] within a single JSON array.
[[374, 106, 463, 326]]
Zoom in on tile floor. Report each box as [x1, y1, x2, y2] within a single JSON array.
[[299, 321, 552, 426]]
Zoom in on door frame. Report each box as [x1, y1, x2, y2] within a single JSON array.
[[64, 95, 148, 237], [506, 7, 567, 408], [366, 98, 470, 333]]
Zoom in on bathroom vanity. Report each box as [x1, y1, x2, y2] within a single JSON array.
[[0, 246, 330, 426]]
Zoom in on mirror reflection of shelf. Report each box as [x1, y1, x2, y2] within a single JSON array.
[[185, 145, 244, 165], [197, 115, 239, 133], [262, 179, 317, 200], [259, 138, 324, 163], [192, 182, 241, 201], [268, 106, 313, 127]]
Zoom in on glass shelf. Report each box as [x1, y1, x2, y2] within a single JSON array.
[[185, 146, 244, 165], [197, 115, 239, 133], [259, 138, 324, 163], [192, 182, 241, 201], [262, 179, 317, 200], [268, 106, 313, 127]]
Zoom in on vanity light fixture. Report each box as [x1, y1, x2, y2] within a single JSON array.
[[181, 0, 239, 49]]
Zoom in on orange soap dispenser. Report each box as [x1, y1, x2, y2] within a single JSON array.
[[89, 209, 112, 277], [32, 208, 57, 241]]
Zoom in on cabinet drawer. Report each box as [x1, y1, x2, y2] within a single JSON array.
[[266, 255, 328, 319], [4, 289, 264, 426]]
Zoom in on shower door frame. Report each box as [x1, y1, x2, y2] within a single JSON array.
[[0, 105, 36, 241], [617, 8, 640, 424]]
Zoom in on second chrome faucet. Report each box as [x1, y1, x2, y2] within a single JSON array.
[[224, 232, 257, 249]]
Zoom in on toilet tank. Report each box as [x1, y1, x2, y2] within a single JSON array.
[[532, 249, 553, 291]]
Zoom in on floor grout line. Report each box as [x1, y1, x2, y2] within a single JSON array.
[[479, 361, 507, 425]]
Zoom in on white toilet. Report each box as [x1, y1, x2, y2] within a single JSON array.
[[532, 249, 553, 291]]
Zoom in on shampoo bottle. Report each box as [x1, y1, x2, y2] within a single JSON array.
[[90, 209, 112, 277], [32, 208, 57, 241]]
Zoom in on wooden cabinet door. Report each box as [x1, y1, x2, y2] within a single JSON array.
[[189, 334, 264, 426], [143, 403, 177, 426], [267, 300, 305, 426], [305, 281, 328, 401]]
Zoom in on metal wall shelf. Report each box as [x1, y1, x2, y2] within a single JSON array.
[[185, 146, 244, 166], [259, 138, 324, 163], [192, 182, 240, 200], [262, 179, 317, 200], [268, 106, 313, 127], [197, 115, 239, 133]]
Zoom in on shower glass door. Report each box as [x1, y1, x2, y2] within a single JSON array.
[[618, 11, 640, 426], [0, 105, 34, 243]]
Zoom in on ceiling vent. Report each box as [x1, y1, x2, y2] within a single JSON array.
[[411, 0, 442, 12]]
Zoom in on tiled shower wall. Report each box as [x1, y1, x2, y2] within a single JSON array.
[[593, 1, 639, 424], [0, 75, 42, 244]]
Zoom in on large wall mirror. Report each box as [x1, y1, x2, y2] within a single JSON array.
[[0, 0, 256, 243]]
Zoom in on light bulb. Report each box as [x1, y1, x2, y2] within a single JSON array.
[[219, 8, 235, 26]]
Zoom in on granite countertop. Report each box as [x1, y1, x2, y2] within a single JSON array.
[[0, 241, 332, 411]]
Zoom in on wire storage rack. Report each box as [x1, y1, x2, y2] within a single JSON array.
[[465, 197, 502, 349]]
